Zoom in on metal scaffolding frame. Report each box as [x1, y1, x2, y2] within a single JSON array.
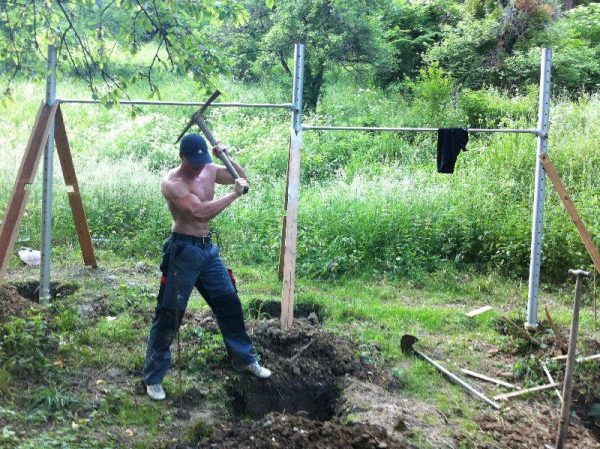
[[29, 44, 552, 328]]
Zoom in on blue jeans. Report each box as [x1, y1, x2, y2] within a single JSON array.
[[143, 233, 256, 385]]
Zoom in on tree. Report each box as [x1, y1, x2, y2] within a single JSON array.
[[222, 0, 392, 110], [0, 0, 250, 102]]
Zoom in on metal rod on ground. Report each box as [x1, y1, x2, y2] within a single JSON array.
[[40, 44, 57, 304], [526, 48, 553, 330], [401, 335, 502, 410], [554, 269, 589, 449]]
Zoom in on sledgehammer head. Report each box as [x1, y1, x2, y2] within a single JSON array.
[[401, 334, 419, 355]]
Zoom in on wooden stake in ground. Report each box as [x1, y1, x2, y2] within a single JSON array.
[[554, 269, 589, 449], [280, 133, 302, 331]]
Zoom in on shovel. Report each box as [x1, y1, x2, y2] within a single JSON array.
[[401, 334, 501, 410]]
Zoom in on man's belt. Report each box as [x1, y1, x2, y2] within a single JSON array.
[[171, 232, 211, 245]]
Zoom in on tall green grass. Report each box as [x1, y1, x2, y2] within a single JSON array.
[[1, 72, 599, 282]]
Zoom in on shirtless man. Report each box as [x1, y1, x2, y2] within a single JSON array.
[[143, 133, 271, 401]]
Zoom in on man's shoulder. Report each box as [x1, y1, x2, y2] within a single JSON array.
[[161, 169, 187, 196]]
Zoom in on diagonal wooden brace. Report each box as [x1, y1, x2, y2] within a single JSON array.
[[0, 102, 58, 279], [54, 105, 97, 268], [539, 153, 600, 273]]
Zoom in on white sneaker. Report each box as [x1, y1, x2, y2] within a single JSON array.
[[243, 361, 272, 379], [146, 384, 166, 400]]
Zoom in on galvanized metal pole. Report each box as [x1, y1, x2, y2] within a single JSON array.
[[526, 48, 552, 329], [40, 45, 57, 303], [280, 43, 305, 330], [292, 44, 304, 135]]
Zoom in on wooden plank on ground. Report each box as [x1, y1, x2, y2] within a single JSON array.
[[461, 368, 521, 390], [493, 382, 561, 401], [540, 154, 600, 273], [466, 306, 493, 318], [54, 105, 97, 268], [278, 137, 292, 281], [280, 132, 302, 330], [0, 102, 58, 280], [541, 361, 562, 403], [552, 353, 600, 362]]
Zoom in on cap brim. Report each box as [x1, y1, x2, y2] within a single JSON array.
[[184, 153, 212, 166]]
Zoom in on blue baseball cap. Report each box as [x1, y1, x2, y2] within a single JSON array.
[[179, 134, 212, 165]]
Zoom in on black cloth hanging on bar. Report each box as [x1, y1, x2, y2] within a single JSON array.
[[437, 128, 469, 174]]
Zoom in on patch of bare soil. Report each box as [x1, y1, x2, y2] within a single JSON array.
[[339, 378, 457, 449], [179, 412, 406, 449], [0, 283, 43, 322], [468, 403, 600, 448]]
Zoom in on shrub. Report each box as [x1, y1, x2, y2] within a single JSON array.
[[0, 310, 54, 376]]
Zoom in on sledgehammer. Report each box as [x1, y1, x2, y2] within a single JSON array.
[[401, 334, 501, 410], [175, 90, 248, 194]]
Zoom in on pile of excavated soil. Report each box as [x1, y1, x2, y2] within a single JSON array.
[[179, 412, 406, 449], [0, 283, 42, 323], [470, 404, 600, 448]]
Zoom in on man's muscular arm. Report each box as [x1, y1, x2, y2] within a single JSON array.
[[213, 143, 247, 185], [161, 178, 245, 222]]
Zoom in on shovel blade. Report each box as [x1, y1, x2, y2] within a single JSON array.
[[401, 334, 419, 354]]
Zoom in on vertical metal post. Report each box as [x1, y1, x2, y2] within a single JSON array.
[[40, 45, 57, 303], [292, 43, 304, 135], [280, 43, 305, 330], [526, 48, 552, 329]]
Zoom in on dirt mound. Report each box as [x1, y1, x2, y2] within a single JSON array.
[[0, 283, 43, 323], [248, 318, 387, 384], [470, 404, 600, 448], [228, 318, 397, 420], [180, 412, 406, 449]]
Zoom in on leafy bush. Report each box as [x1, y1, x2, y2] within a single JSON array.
[[0, 310, 54, 376], [459, 86, 537, 128]]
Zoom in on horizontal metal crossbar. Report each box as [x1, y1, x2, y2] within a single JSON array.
[[58, 98, 295, 109], [302, 125, 540, 135]]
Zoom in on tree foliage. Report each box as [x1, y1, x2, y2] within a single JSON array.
[[424, 0, 600, 92], [0, 0, 249, 101]]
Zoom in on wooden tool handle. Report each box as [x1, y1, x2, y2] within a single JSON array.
[[195, 115, 248, 194]]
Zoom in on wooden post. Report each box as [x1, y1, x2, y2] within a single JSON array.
[[278, 138, 292, 280], [539, 154, 600, 273], [280, 132, 302, 330], [54, 105, 97, 267], [0, 102, 58, 280]]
